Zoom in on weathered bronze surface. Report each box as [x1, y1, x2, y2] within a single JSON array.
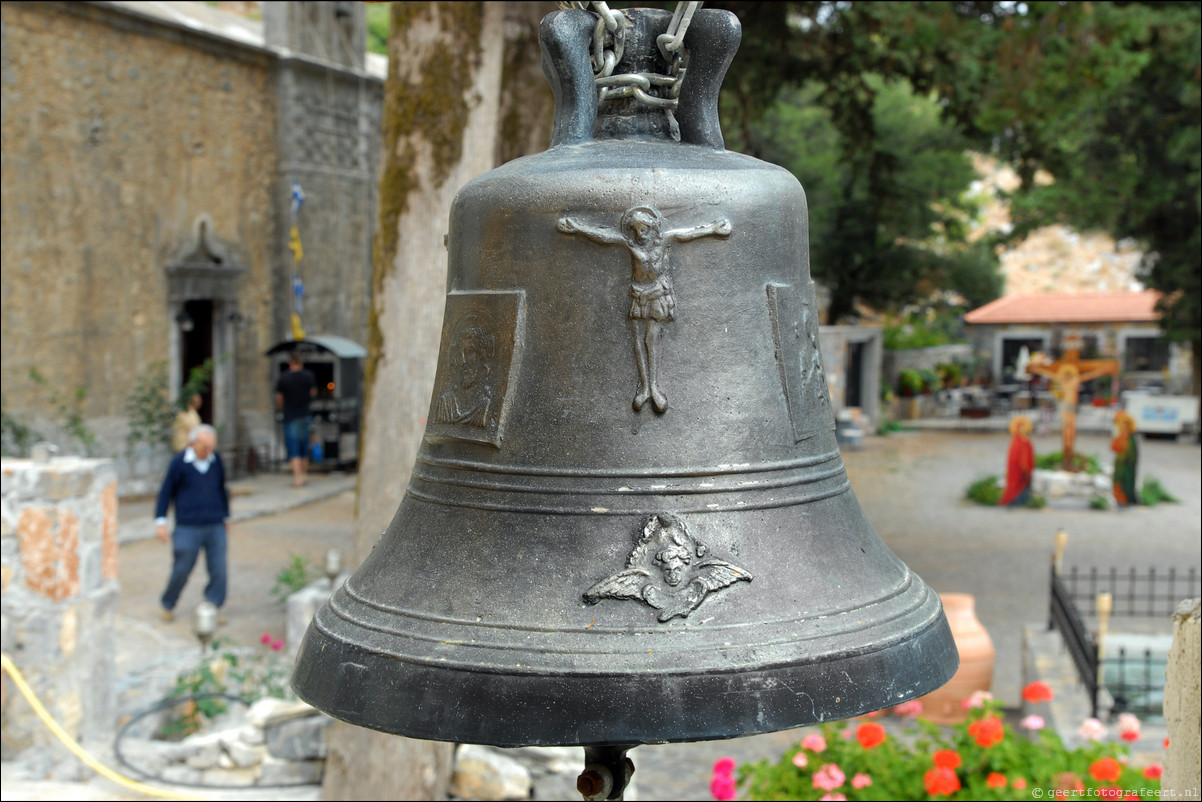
[[292, 6, 957, 748]]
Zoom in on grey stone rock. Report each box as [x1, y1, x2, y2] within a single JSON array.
[[451, 744, 533, 801], [265, 715, 329, 760], [257, 756, 323, 786]]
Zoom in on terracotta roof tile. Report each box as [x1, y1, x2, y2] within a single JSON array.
[[965, 291, 1162, 325]]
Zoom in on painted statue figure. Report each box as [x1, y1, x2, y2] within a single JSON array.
[[1000, 414, 1035, 507], [1111, 410, 1140, 507], [557, 206, 731, 413]]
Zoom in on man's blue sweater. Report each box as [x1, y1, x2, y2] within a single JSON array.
[[155, 450, 230, 526]]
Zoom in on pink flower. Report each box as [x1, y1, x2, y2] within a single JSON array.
[[1022, 715, 1046, 730], [1078, 717, 1108, 742], [270, 639, 284, 651], [812, 763, 846, 792], [820, 795, 847, 801], [792, 752, 808, 769], [713, 757, 736, 776], [962, 690, 993, 709], [851, 773, 872, 789], [800, 733, 827, 753], [892, 700, 923, 718], [710, 772, 737, 801], [260, 632, 272, 645], [1117, 713, 1141, 741]]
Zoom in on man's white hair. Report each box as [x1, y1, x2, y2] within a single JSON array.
[[189, 423, 218, 443]]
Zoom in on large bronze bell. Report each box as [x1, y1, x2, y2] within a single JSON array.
[[292, 1, 957, 769]]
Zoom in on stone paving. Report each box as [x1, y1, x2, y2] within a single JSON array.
[[2, 427, 1198, 800]]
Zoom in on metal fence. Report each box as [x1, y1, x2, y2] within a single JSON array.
[[1048, 563, 1197, 719]]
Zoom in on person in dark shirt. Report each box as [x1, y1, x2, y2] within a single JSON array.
[[155, 424, 230, 623], [275, 350, 317, 487]]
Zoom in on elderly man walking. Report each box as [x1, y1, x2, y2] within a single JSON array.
[[155, 424, 230, 623]]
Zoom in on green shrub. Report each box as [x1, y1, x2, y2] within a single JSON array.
[[1024, 494, 1047, 509], [271, 553, 315, 604], [1090, 495, 1110, 510], [966, 476, 1003, 506], [1036, 451, 1102, 474], [1140, 476, 1179, 505]]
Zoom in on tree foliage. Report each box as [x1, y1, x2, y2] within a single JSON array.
[[713, 1, 1200, 346]]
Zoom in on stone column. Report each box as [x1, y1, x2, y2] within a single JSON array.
[[1163, 598, 1201, 800], [0, 456, 119, 774]]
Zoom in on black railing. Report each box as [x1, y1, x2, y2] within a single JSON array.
[[1060, 566, 1199, 618], [1048, 564, 1100, 717], [1048, 563, 1197, 720]]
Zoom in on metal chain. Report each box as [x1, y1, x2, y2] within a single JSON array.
[[559, 1, 702, 110]]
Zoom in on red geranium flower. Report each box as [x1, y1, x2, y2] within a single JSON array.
[[932, 750, 962, 770], [1022, 680, 1054, 703], [986, 772, 1008, 789], [968, 715, 1005, 748], [1089, 757, 1123, 783], [923, 767, 961, 797], [1143, 764, 1163, 780], [1121, 730, 1139, 742], [856, 721, 887, 749]]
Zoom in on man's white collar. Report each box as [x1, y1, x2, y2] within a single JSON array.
[[183, 446, 214, 474]]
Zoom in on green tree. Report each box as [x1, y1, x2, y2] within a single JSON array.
[[717, 2, 1003, 322], [717, 1, 1198, 390]]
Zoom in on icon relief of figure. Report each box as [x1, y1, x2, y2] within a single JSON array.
[[557, 206, 732, 413], [436, 315, 497, 428]]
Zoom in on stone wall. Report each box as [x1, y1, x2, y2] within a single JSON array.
[[0, 456, 119, 774], [1, 1, 279, 437], [1, 2, 383, 490]]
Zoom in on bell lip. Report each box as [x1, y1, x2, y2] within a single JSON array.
[[290, 607, 958, 748]]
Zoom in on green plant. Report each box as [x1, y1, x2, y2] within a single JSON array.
[[1024, 494, 1047, 509], [965, 476, 1003, 506], [1, 395, 41, 457], [124, 358, 216, 455], [1140, 476, 1179, 505], [727, 689, 1162, 801], [897, 369, 925, 397], [882, 310, 969, 351], [936, 361, 963, 388], [271, 553, 316, 603], [1090, 495, 1111, 510], [161, 635, 295, 740], [29, 368, 95, 456], [1035, 451, 1102, 474]]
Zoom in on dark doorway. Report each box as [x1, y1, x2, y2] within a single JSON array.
[[845, 341, 865, 409], [180, 299, 213, 423]]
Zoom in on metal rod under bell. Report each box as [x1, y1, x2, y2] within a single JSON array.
[[577, 744, 635, 801]]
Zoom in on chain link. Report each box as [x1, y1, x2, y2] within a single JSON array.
[[559, 1, 702, 110]]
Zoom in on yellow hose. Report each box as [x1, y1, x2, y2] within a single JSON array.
[[1, 652, 209, 801]]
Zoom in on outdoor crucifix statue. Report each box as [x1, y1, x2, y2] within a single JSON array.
[[1027, 347, 1120, 470]]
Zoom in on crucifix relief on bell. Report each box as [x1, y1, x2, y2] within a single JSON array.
[[292, 4, 957, 795]]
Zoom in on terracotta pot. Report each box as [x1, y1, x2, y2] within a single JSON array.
[[918, 593, 996, 725]]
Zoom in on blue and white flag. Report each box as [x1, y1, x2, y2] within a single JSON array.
[[290, 180, 305, 217], [292, 273, 305, 314]]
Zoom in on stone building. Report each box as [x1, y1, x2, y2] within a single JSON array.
[[1, 1, 384, 491]]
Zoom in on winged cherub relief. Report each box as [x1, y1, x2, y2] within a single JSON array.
[[583, 514, 752, 622]]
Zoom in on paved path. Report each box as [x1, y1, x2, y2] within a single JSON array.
[[3, 430, 1198, 800]]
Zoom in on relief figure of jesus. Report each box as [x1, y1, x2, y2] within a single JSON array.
[[557, 205, 731, 413]]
